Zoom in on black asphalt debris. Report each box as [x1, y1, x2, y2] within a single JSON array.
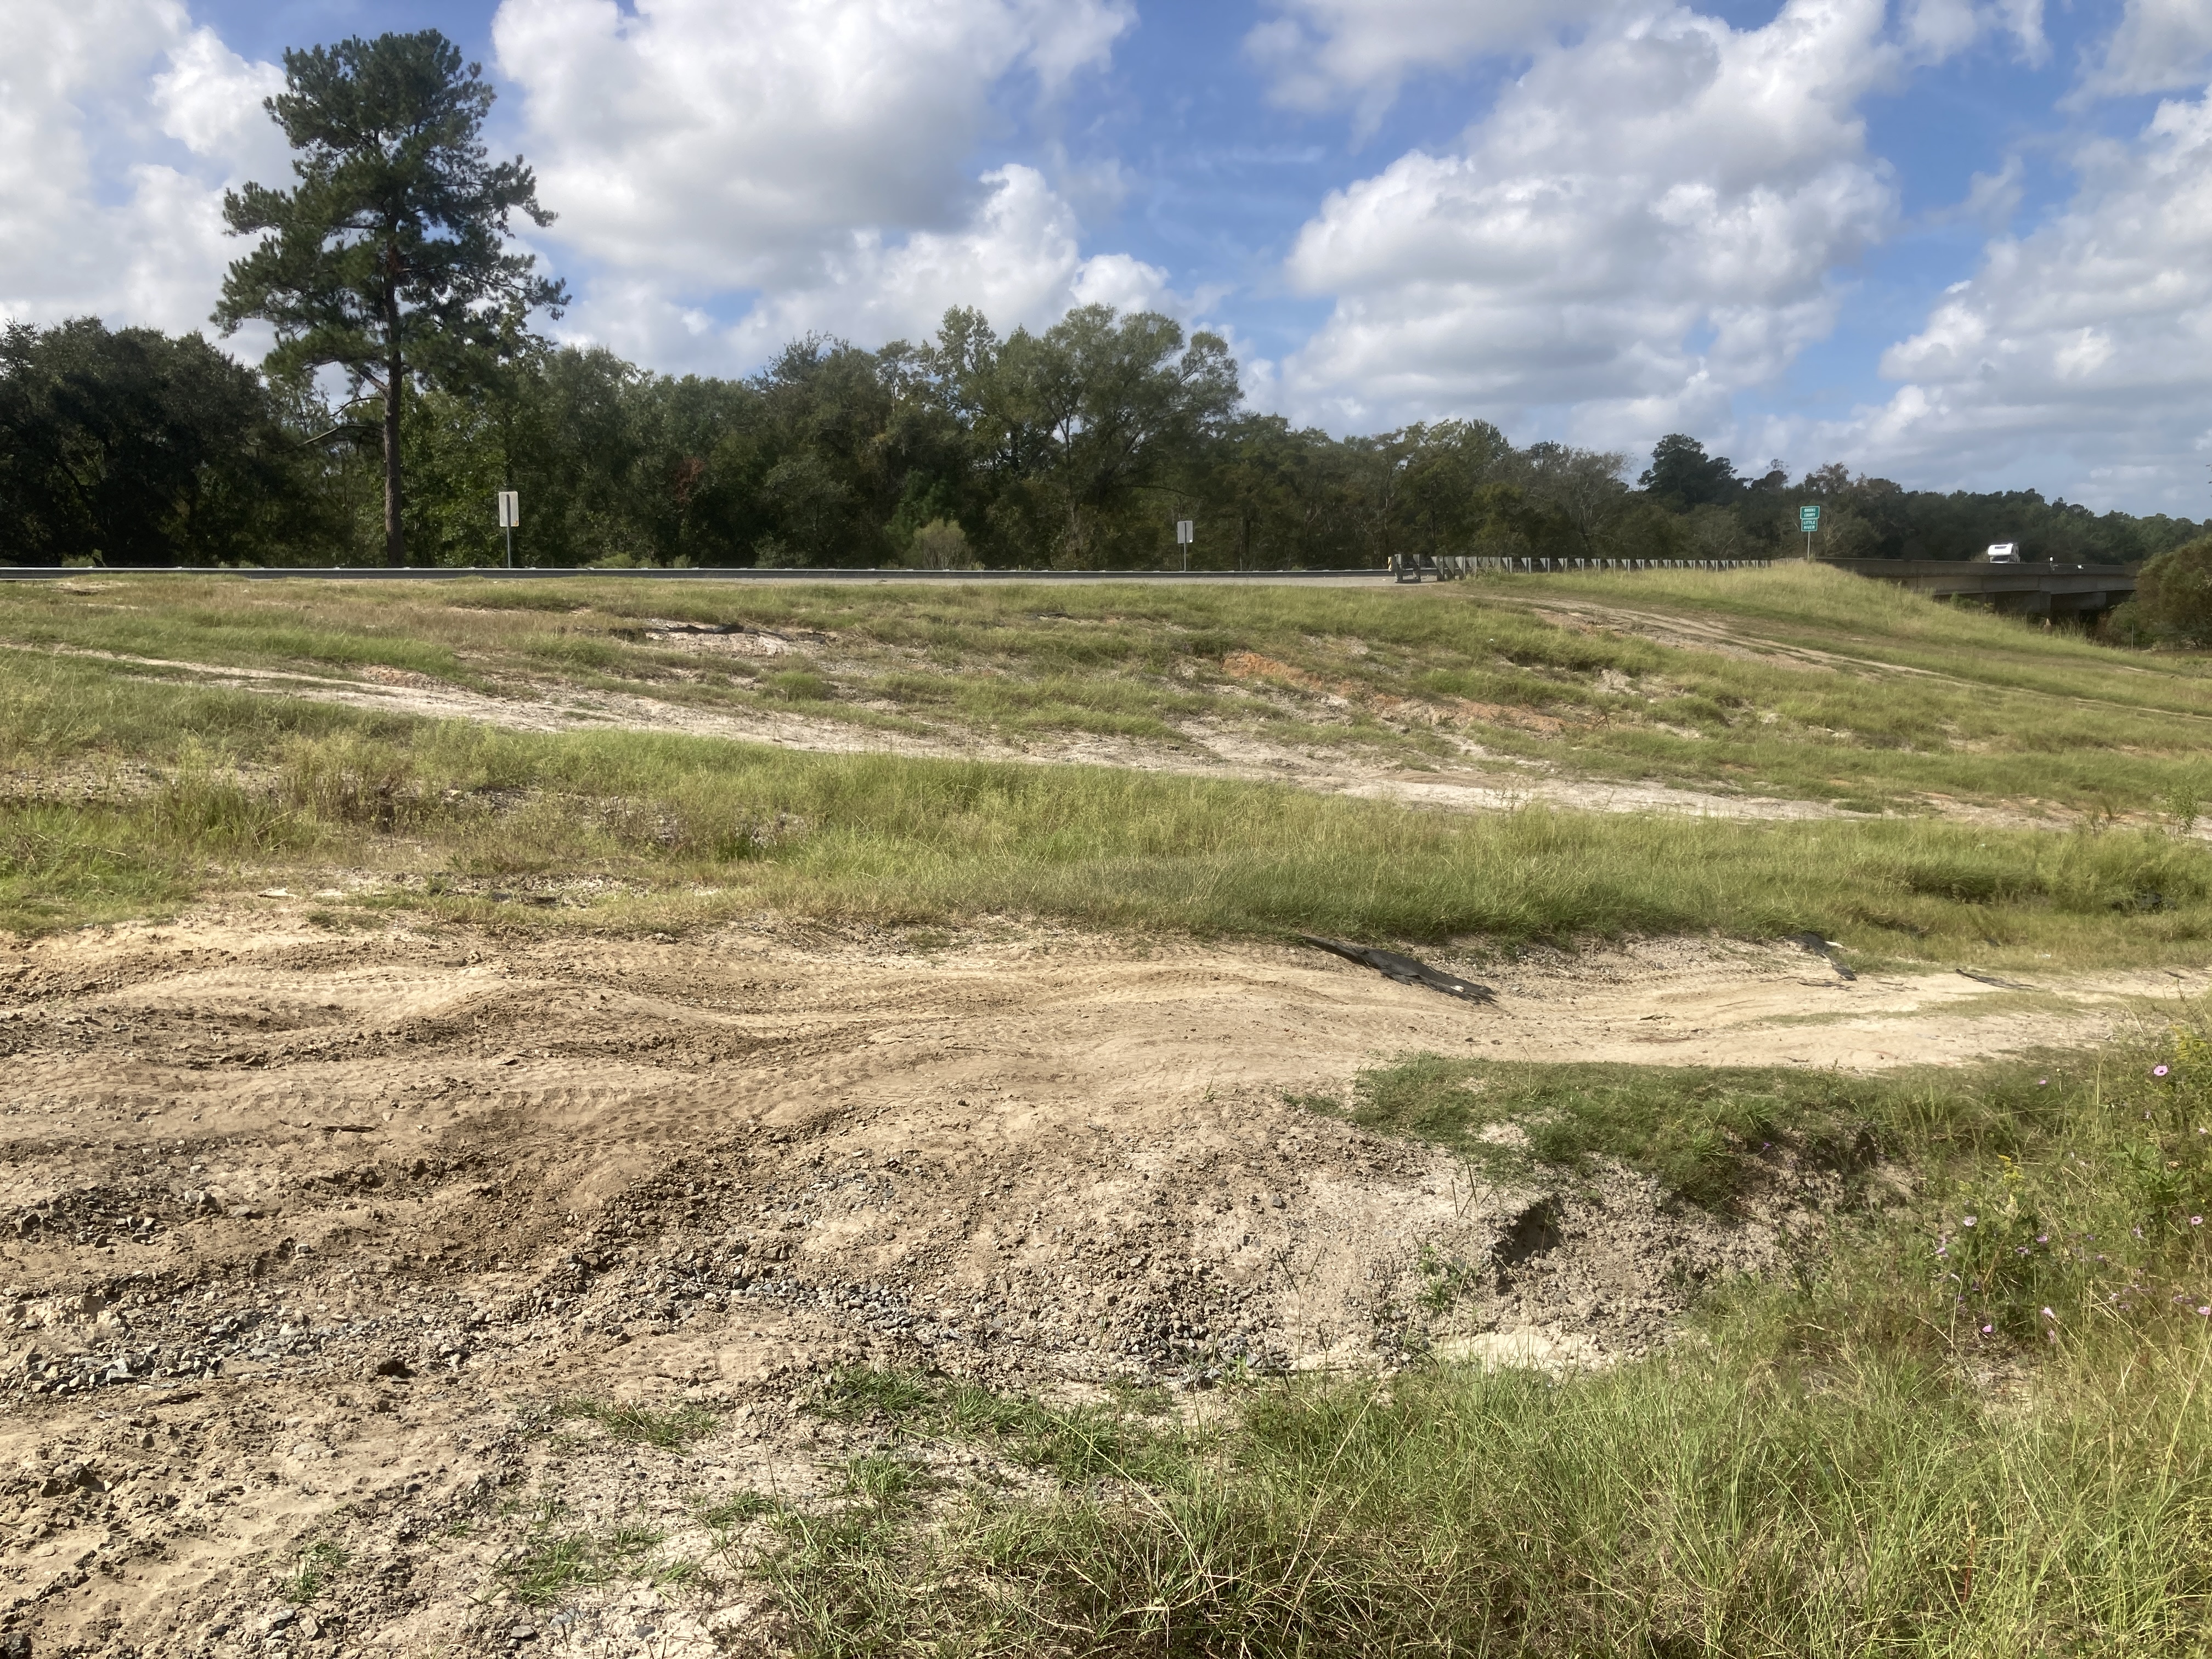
[[1295, 934, 1497, 1003]]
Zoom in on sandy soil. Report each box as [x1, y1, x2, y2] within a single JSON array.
[[2, 909, 2199, 1656]]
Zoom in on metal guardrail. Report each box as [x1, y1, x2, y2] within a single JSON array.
[[11, 558, 2124, 592], [1393, 554, 1771, 581], [0, 565, 1387, 582], [1, 556, 1778, 583]]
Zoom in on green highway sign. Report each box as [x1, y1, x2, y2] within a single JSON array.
[[1799, 505, 1822, 533]]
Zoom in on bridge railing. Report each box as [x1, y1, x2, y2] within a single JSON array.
[[1392, 554, 1773, 582], [1818, 557, 2136, 581]]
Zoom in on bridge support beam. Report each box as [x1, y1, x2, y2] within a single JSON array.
[[1987, 589, 2052, 618], [2046, 589, 2117, 621], [1824, 558, 2135, 623]]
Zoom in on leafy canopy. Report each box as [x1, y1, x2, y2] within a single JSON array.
[[213, 30, 566, 393], [1640, 433, 1743, 509], [2132, 535, 2212, 644], [0, 318, 309, 566]]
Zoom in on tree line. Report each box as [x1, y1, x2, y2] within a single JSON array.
[[0, 29, 2200, 573], [5, 309, 2201, 571]]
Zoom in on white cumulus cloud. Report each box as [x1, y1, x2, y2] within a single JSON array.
[[1277, 0, 1899, 444], [710, 165, 1169, 364], [151, 26, 285, 167], [2075, 0, 2212, 100], [1898, 0, 2045, 65], [494, 0, 1152, 364], [1822, 80, 2212, 509], [1246, 0, 1613, 123], [0, 0, 283, 338], [1251, 0, 2040, 128]]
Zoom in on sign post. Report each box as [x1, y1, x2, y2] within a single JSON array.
[[1798, 503, 1821, 560], [1176, 518, 1194, 572], [497, 490, 520, 569]]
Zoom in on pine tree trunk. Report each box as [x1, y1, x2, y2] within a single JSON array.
[[382, 302, 405, 567]]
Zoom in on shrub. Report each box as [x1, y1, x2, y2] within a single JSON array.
[[2133, 535, 2212, 645], [907, 518, 976, 571]]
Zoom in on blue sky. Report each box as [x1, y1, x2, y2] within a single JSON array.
[[10, 0, 2212, 512]]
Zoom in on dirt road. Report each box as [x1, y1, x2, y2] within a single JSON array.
[[2, 912, 2195, 1655]]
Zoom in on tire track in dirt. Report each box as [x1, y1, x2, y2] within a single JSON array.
[[2, 913, 2200, 1653]]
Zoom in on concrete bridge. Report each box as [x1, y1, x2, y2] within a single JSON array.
[[1821, 557, 2136, 620]]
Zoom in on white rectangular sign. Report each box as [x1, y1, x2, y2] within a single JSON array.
[[497, 490, 520, 529], [1175, 518, 1194, 544]]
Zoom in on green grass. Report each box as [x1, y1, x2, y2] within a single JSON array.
[[736, 1377, 1190, 1651], [279, 1541, 349, 1606], [7, 565, 2212, 822], [550, 1397, 720, 1451], [494, 1510, 691, 1607], [698, 1491, 787, 1534], [1323, 1035, 2212, 1238], [729, 1022, 2212, 1657], [1314, 1054, 2013, 1211], [812, 1368, 1181, 1485], [738, 1460, 934, 1643], [1, 643, 2210, 967], [0, 800, 200, 932]]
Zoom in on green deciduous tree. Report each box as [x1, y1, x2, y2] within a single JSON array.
[[2132, 536, 2212, 644], [0, 318, 317, 566], [924, 305, 1238, 567], [1034, 306, 1239, 567], [214, 30, 565, 566], [1519, 442, 1637, 556], [1211, 414, 1327, 569], [1640, 433, 1742, 509], [20, 287, 2209, 574]]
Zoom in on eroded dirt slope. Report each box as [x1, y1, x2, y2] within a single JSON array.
[[1, 916, 2198, 1656]]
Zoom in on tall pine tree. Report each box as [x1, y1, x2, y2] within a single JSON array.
[[215, 31, 565, 566]]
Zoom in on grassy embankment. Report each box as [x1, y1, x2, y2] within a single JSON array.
[[0, 644, 2208, 967], [5, 562, 2212, 817], [8, 571, 2211, 1645], [1, 569, 2210, 967], [674, 1027, 2212, 1655]]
